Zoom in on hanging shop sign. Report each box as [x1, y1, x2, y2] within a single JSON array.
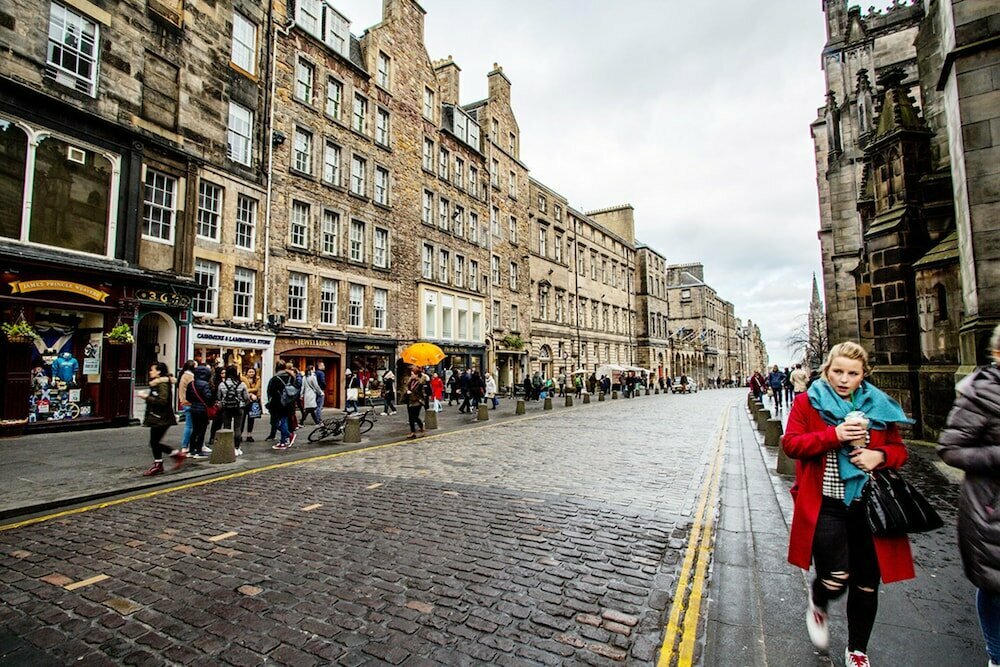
[[136, 289, 191, 308], [347, 341, 396, 355], [8, 280, 109, 302]]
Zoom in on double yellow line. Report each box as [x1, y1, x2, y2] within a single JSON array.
[[657, 406, 730, 666]]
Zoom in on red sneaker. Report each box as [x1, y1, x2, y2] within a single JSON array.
[[170, 450, 185, 471], [143, 462, 164, 477]]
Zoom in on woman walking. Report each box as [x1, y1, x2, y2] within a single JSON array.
[[301, 366, 324, 424], [485, 372, 498, 409], [243, 367, 261, 442], [217, 365, 250, 456], [381, 370, 397, 416], [403, 366, 426, 439], [140, 362, 181, 476], [783, 342, 914, 667], [430, 372, 444, 412], [938, 324, 1000, 667]]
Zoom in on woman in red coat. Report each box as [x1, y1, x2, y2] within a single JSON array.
[[782, 342, 914, 667]]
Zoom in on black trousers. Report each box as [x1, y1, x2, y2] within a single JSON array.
[[149, 425, 171, 459], [407, 404, 423, 432]]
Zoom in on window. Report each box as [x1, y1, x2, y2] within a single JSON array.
[[455, 254, 465, 287], [235, 194, 257, 250], [376, 108, 390, 146], [233, 267, 255, 320], [492, 300, 501, 329], [438, 198, 449, 231], [352, 94, 367, 134], [472, 301, 482, 340], [469, 260, 479, 292], [288, 272, 307, 322], [509, 132, 516, 153], [376, 51, 390, 89], [469, 212, 479, 244], [509, 262, 518, 290], [602, 258, 608, 283], [538, 286, 548, 319], [510, 304, 519, 331], [438, 249, 450, 284], [348, 284, 364, 327], [375, 166, 389, 205], [491, 119, 499, 139], [456, 298, 468, 340], [321, 278, 338, 325], [424, 291, 437, 337], [349, 219, 365, 262], [422, 190, 433, 226], [321, 209, 340, 255], [490, 159, 499, 186], [422, 138, 434, 171], [374, 228, 388, 268], [350, 155, 366, 195], [290, 200, 309, 248], [491, 255, 500, 286], [374, 288, 387, 329], [293, 126, 313, 174], [508, 171, 517, 197], [227, 103, 253, 166], [193, 259, 220, 316], [441, 294, 453, 339], [538, 195, 547, 213], [46, 2, 100, 96], [454, 157, 464, 189], [196, 181, 222, 241], [554, 234, 563, 262], [423, 87, 435, 120], [422, 243, 434, 279], [326, 78, 343, 119], [556, 294, 564, 323], [509, 216, 518, 243], [554, 205, 562, 222], [453, 205, 464, 237], [591, 251, 598, 280], [142, 169, 177, 243], [323, 140, 341, 185], [295, 0, 322, 36], [538, 227, 547, 257], [295, 58, 314, 104], [324, 5, 349, 55], [231, 11, 257, 74], [438, 148, 449, 179], [491, 207, 500, 238], [592, 303, 598, 329], [469, 167, 479, 197]]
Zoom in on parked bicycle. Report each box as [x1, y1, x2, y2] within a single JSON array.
[[307, 407, 377, 443]]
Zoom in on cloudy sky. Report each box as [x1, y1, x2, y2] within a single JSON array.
[[335, 0, 828, 367]]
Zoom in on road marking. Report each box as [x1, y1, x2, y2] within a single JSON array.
[[64, 574, 109, 591], [657, 404, 731, 667], [206, 531, 238, 542], [0, 406, 561, 533], [300, 503, 323, 512]]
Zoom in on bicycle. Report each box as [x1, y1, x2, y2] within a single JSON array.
[[307, 407, 377, 443]]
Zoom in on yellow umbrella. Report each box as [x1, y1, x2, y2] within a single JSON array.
[[400, 342, 446, 367]]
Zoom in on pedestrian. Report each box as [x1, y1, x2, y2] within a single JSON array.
[[784, 367, 795, 404], [207, 365, 225, 450], [267, 362, 297, 449], [557, 371, 567, 397], [938, 323, 1000, 667], [458, 369, 472, 413], [447, 369, 458, 406], [485, 372, 498, 409], [243, 366, 261, 442], [216, 365, 250, 455], [403, 365, 426, 439], [289, 365, 302, 431], [139, 362, 181, 476], [430, 372, 444, 412], [790, 363, 809, 397], [767, 364, 786, 411], [749, 369, 765, 401], [314, 360, 327, 396], [176, 359, 196, 457], [783, 341, 915, 667], [574, 373, 583, 398], [345, 368, 360, 413], [470, 370, 485, 410], [301, 366, 324, 424], [522, 374, 533, 401], [532, 371, 542, 401], [185, 364, 215, 459], [381, 370, 398, 416]]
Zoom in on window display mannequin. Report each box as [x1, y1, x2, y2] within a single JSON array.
[[51, 351, 79, 385]]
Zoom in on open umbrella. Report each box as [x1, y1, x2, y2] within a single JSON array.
[[400, 342, 446, 367]]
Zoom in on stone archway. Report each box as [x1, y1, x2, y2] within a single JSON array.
[[539, 344, 553, 380], [135, 312, 177, 385]]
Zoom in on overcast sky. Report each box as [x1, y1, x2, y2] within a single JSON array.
[[334, 0, 828, 368]]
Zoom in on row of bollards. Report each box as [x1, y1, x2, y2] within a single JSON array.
[[750, 397, 795, 475]]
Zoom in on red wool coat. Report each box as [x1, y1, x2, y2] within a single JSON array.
[[782, 393, 915, 583]]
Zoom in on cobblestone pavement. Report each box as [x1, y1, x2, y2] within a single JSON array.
[[0, 389, 741, 666]]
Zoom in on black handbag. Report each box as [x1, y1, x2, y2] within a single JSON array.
[[864, 468, 944, 536]]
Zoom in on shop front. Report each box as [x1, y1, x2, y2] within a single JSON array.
[[347, 338, 398, 402], [438, 344, 486, 376], [494, 349, 527, 395], [190, 325, 275, 385], [276, 335, 345, 409]]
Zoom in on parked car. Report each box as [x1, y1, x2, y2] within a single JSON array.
[[672, 378, 697, 394]]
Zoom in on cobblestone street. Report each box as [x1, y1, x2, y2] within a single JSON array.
[[0, 390, 736, 666]]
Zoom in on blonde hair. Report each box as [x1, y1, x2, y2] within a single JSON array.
[[991, 324, 1000, 362], [820, 341, 871, 379]]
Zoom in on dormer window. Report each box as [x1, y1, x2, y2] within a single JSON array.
[[324, 5, 350, 57], [296, 0, 322, 38], [376, 51, 390, 89]]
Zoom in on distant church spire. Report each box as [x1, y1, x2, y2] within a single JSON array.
[[807, 274, 828, 367]]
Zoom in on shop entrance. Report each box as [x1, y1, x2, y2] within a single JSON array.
[[281, 351, 342, 408], [135, 312, 177, 385]]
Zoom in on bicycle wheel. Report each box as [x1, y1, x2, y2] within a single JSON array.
[[359, 417, 375, 434], [308, 425, 333, 443]]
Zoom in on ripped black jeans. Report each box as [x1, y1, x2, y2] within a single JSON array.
[[812, 496, 881, 653]]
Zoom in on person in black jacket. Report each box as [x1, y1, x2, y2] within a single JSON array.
[[939, 324, 1000, 667], [186, 364, 214, 459], [267, 362, 296, 449], [140, 362, 180, 476]]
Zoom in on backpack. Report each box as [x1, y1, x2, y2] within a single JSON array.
[[220, 379, 241, 410], [279, 375, 300, 407]]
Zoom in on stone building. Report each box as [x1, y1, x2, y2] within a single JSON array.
[[812, 0, 999, 438], [0, 0, 269, 429], [635, 243, 672, 380]]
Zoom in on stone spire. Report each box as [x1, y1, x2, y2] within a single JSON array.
[[807, 273, 827, 367]]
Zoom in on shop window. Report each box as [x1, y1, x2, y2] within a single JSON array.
[[28, 310, 105, 423], [142, 168, 176, 244], [32, 135, 112, 254], [193, 258, 220, 317], [46, 2, 100, 96], [233, 267, 255, 320]]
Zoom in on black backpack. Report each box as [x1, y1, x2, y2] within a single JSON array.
[[220, 379, 241, 410], [279, 375, 300, 407]]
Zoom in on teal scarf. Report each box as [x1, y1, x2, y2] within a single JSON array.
[[807, 378, 914, 505]]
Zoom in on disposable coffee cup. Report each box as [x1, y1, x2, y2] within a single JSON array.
[[845, 410, 869, 448]]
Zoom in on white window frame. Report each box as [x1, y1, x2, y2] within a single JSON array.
[[376, 107, 390, 146], [376, 51, 390, 89], [469, 212, 479, 244], [438, 249, 450, 284], [350, 154, 366, 195], [423, 87, 435, 120], [373, 288, 388, 330], [352, 93, 368, 134], [321, 209, 340, 256], [235, 194, 257, 250], [326, 78, 343, 119], [438, 198, 449, 231], [142, 168, 177, 244], [349, 219, 365, 262], [230, 11, 257, 75], [193, 258, 220, 317], [196, 180, 223, 242], [323, 140, 341, 185], [375, 166, 390, 205], [295, 57, 315, 104], [232, 267, 255, 321], [509, 216, 518, 244], [348, 283, 364, 327], [422, 138, 434, 171], [422, 243, 434, 279], [320, 278, 339, 325], [438, 147, 449, 180], [422, 190, 433, 226], [509, 262, 518, 291], [227, 102, 253, 166], [46, 2, 100, 96], [491, 255, 500, 286], [295, 0, 322, 37], [287, 272, 308, 323], [290, 200, 310, 248], [293, 126, 313, 174]]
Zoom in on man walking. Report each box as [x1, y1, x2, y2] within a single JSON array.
[[789, 363, 809, 397], [766, 364, 786, 411]]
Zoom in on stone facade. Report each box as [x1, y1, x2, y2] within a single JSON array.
[[636, 245, 672, 379]]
